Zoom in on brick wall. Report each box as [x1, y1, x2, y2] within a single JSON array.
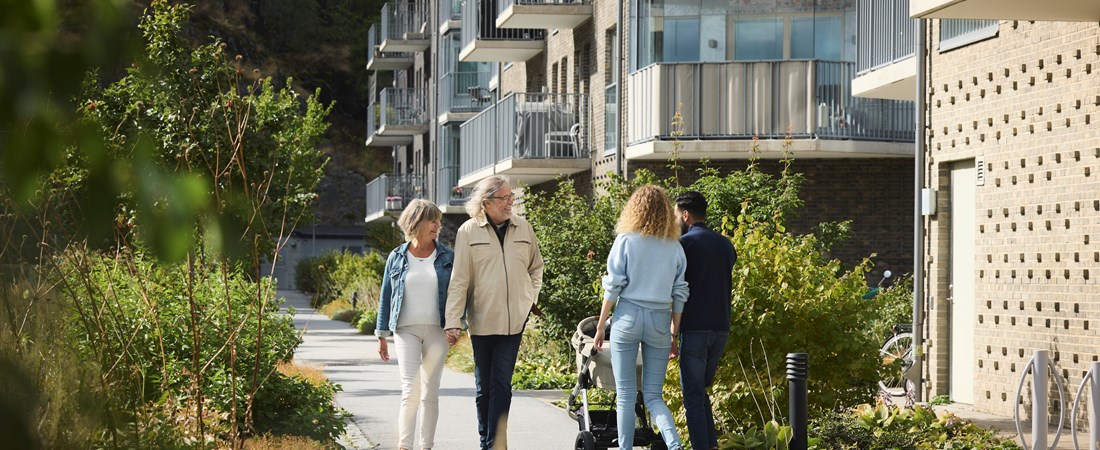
[[628, 158, 915, 279], [925, 20, 1100, 417]]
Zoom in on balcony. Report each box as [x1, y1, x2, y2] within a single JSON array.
[[365, 88, 430, 147], [458, 92, 589, 188], [366, 24, 413, 71], [853, 0, 917, 100], [496, 0, 592, 30], [439, 69, 493, 123], [460, 0, 545, 62], [625, 61, 914, 161], [380, 2, 429, 53], [440, 0, 462, 34], [910, 0, 1100, 21], [365, 174, 427, 222]]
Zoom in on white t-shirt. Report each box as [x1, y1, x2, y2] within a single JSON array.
[[397, 249, 440, 327]]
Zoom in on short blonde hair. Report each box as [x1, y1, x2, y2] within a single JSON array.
[[616, 185, 678, 240], [397, 199, 443, 241], [464, 175, 510, 219]]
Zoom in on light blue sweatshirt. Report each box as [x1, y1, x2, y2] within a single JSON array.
[[602, 232, 689, 312]]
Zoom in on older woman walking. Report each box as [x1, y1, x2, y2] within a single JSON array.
[[445, 175, 544, 450], [375, 199, 454, 450], [594, 184, 687, 450]]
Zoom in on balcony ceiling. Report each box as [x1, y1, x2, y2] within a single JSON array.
[[380, 37, 430, 53], [365, 135, 413, 147], [496, 4, 592, 30], [377, 124, 430, 136], [459, 39, 544, 62], [457, 158, 589, 189], [852, 57, 917, 101], [625, 139, 913, 161], [366, 56, 413, 71], [911, 0, 1100, 21]]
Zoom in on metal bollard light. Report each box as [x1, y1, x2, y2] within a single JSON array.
[[786, 353, 808, 450]]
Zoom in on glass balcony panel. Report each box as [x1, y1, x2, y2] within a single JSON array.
[[460, 0, 545, 62], [857, 0, 915, 74], [381, 2, 430, 53], [365, 173, 428, 222], [626, 61, 914, 145], [439, 69, 493, 114]]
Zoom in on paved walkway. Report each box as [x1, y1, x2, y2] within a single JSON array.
[[281, 290, 579, 449]]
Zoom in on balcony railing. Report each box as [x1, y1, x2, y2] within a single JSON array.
[[495, 0, 593, 29], [440, 0, 463, 27], [460, 92, 588, 177], [437, 166, 470, 206], [440, 70, 493, 115], [380, 88, 430, 128], [460, 0, 545, 61], [365, 174, 427, 221], [857, 0, 916, 75], [381, 2, 429, 52], [367, 23, 413, 71], [627, 60, 914, 145]]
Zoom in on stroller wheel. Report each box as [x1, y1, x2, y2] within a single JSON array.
[[574, 430, 597, 450]]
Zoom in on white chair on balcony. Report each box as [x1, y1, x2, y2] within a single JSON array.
[[543, 123, 581, 158]]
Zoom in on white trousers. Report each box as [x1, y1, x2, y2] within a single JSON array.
[[393, 324, 448, 449]]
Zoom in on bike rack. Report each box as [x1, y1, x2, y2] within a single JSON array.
[[1014, 349, 1066, 450], [1069, 361, 1100, 450]]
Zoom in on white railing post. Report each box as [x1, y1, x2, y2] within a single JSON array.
[[1034, 350, 1049, 450], [1092, 361, 1100, 450]]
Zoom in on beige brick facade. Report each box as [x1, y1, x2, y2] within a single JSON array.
[[923, 19, 1100, 418]]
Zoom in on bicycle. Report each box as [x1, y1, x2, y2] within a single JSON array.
[[865, 270, 916, 405]]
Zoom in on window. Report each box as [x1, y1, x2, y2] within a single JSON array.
[[939, 19, 998, 52], [734, 18, 783, 60], [663, 18, 700, 62], [791, 16, 842, 60]]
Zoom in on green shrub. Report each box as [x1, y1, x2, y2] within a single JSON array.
[[251, 372, 346, 442], [867, 274, 914, 341], [356, 310, 378, 335], [54, 252, 343, 443], [331, 308, 361, 323], [809, 404, 1021, 450], [297, 251, 384, 309]]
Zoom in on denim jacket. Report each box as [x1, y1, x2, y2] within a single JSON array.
[[375, 241, 454, 338]]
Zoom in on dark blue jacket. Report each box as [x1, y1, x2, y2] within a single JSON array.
[[679, 223, 737, 332]]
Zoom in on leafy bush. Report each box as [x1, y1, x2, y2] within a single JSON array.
[[331, 308, 361, 323], [356, 310, 378, 335], [53, 252, 344, 444], [867, 274, 914, 342], [809, 404, 1021, 450], [297, 251, 384, 308]]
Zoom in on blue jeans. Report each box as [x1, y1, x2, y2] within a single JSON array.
[[610, 300, 682, 450], [471, 333, 522, 450], [679, 330, 729, 450]]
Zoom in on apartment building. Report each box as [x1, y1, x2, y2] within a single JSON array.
[[364, 0, 916, 274], [857, 0, 1100, 418]]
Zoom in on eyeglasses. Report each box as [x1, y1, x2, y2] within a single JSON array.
[[488, 194, 515, 202]]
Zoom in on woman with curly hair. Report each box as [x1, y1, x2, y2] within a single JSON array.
[[593, 184, 687, 450]]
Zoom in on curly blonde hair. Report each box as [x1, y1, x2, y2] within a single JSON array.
[[615, 185, 678, 240]]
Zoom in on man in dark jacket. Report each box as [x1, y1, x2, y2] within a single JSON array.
[[675, 191, 737, 450]]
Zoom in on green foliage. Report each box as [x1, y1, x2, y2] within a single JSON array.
[[670, 160, 804, 233], [296, 250, 384, 308], [51, 252, 344, 443], [356, 310, 378, 335], [719, 420, 793, 450], [929, 395, 953, 406], [524, 178, 635, 357], [331, 308, 361, 323], [511, 326, 574, 390], [71, 1, 331, 261], [867, 275, 914, 341], [251, 372, 346, 442], [810, 404, 1021, 450], [665, 219, 880, 432]]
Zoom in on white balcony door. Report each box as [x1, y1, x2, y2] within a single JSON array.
[[949, 159, 976, 404]]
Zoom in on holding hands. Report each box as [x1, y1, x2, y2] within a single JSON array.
[[445, 328, 461, 346]]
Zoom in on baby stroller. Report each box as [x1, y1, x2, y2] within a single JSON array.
[[567, 316, 668, 450]]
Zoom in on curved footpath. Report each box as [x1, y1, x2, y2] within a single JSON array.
[[281, 290, 579, 449]]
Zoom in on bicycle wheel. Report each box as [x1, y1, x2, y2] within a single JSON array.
[[878, 332, 914, 398]]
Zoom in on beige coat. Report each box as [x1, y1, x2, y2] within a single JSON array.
[[445, 214, 544, 335]]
